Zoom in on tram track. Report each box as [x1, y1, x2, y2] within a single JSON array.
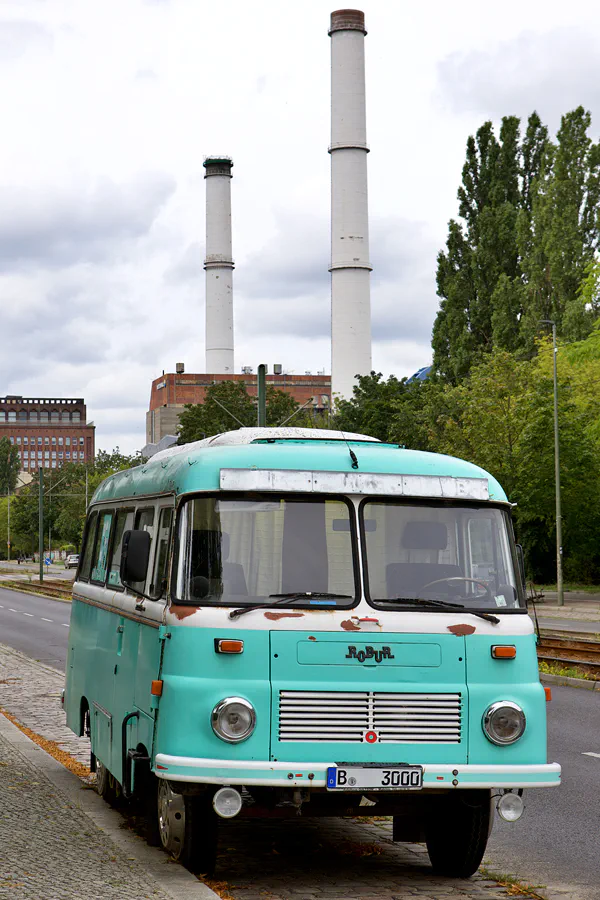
[[537, 629, 600, 677]]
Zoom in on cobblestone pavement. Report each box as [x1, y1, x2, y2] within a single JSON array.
[[0, 642, 89, 766], [0, 728, 173, 900], [0, 642, 538, 900]]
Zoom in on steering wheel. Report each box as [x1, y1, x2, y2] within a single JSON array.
[[420, 576, 492, 600]]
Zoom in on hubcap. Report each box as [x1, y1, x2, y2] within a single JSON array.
[[157, 780, 185, 856]]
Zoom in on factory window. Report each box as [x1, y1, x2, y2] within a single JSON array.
[[66, 437, 71, 446], [58, 437, 63, 446], [39, 411, 48, 422], [9, 437, 14, 444], [45, 437, 49, 445], [51, 451, 56, 459], [0, 412, 4, 422], [23, 437, 28, 445], [37, 437, 42, 445], [79, 451, 85, 459], [52, 460, 57, 468], [61, 412, 70, 422], [23, 451, 28, 458], [51, 411, 59, 422], [8, 411, 16, 422], [72, 412, 81, 423], [58, 452, 63, 459], [52, 436, 57, 445], [16, 437, 21, 445], [30, 411, 38, 421], [79, 437, 84, 446], [18, 410, 27, 421], [44, 451, 49, 458]]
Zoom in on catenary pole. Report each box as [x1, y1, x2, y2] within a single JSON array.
[[38, 467, 44, 583], [552, 323, 564, 607]]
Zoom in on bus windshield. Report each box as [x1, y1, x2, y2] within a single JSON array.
[[175, 494, 357, 608], [362, 501, 523, 611]]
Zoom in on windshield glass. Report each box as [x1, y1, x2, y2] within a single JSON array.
[[362, 501, 523, 611], [175, 494, 357, 607]]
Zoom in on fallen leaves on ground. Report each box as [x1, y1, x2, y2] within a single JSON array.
[[0, 707, 90, 778]]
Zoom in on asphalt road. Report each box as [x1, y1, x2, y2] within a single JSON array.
[[0, 586, 71, 669], [1, 586, 599, 898]]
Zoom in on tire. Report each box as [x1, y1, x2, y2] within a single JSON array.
[[95, 758, 123, 807], [156, 780, 218, 876], [425, 790, 491, 878]]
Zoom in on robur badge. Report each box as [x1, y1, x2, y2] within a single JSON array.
[[346, 645, 394, 663]]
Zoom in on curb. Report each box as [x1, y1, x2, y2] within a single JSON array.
[[540, 672, 600, 691], [0, 712, 219, 900]]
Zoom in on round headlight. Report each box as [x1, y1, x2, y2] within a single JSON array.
[[483, 701, 526, 745], [211, 697, 256, 743]]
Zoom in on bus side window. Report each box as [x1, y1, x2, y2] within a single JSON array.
[[91, 511, 113, 584], [151, 508, 173, 599], [79, 511, 98, 582], [131, 507, 155, 593], [107, 509, 135, 588]]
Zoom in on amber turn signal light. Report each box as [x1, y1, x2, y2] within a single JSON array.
[[545, 687, 552, 702], [215, 639, 244, 654], [151, 680, 163, 696], [491, 645, 517, 659]]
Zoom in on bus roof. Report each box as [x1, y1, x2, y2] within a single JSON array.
[[91, 428, 508, 505]]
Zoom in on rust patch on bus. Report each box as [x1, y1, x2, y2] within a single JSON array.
[[447, 623, 476, 636], [264, 611, 304, 621], [340, 619, 361, 632], [169, 605, 198, 621], [308, 635, 317, 641]]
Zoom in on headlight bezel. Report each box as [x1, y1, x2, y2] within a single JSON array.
[[211, 696, 256, 744], [482, 700, 526, 746]]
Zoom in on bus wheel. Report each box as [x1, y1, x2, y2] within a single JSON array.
[[425, 790, 491, 878], [95, 759, 122, 807], [157, 780, 218, 875]]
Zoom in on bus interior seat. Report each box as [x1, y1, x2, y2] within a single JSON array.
[[386, 521, 462, 597], [220, 532, 248, 596]]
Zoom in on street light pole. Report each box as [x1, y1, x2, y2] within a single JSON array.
[[540, 320, 564, 607]]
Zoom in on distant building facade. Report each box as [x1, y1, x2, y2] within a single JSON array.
[[0, 396, 95, 472], [146, 371, 332, 445]]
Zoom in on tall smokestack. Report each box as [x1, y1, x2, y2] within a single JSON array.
[[329, 9, 372, 402], [204, 157, 234, 374]]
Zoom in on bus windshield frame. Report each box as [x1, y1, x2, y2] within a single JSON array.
[[172, 492, 360, 609], [359, 498, 526, 613]]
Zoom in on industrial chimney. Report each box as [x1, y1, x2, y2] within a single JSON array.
[[329, 9, 372, 402], [203, 157, 235, 374]]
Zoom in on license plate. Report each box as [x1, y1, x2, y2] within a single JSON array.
[[326, 765, 423, 791]]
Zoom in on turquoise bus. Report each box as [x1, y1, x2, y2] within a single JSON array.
[[64, 427, 560, 877]]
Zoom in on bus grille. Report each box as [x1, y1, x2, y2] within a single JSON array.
[[278, 691, 462, 743]]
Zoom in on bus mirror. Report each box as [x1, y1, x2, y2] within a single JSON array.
[[515, 544, 526, 592], [121, 530, 151, 584]]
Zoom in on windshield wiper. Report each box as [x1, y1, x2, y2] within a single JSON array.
[[229, 592, 352, 620], [378, 596, 500, 625]]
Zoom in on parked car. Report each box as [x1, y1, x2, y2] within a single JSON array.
[[64, 554, 80, 570]]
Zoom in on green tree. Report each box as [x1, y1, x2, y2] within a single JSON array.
[[0, 436, 20, 494]]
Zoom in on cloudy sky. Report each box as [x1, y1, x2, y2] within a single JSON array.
[[1, 0, 599, 453]]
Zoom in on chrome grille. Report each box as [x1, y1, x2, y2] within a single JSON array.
[[278, 690, 462, 743]]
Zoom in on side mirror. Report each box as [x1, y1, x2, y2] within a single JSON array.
[[120, 530, 151, 585], [515, 544, 526, 592]]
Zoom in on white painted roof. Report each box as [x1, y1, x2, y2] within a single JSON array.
[[150, 427, 379, 463]]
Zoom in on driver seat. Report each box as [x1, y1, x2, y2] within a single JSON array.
[[385, 520, 461, 597]]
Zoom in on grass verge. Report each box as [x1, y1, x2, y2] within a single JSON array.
[[538, 660, 597, 680]]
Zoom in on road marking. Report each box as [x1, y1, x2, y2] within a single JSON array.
[[8, 608, 17, 612], [41, 617, 53, 622], [62, 623, 69, 627], [583, 752, 600, 758], [23, 612, 34, 617]]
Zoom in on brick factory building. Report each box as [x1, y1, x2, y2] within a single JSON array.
[[146, 369, 332, 445], [0, 396, 95, 473]]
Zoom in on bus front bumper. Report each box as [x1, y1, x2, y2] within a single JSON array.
[[154, 755, 561, 789]]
